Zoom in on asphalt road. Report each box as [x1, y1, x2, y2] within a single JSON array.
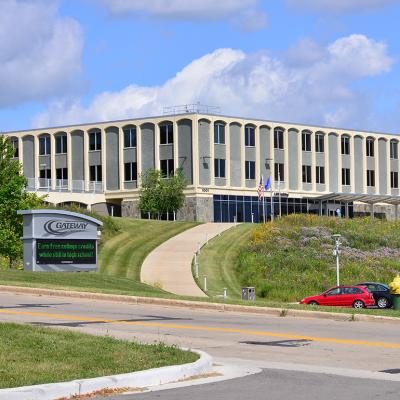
[[0, 291, 399, 398]]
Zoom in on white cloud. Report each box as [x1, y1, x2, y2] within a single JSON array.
[[0, 0, 83, 107], [286, 0, 398, 14], [33, 35, 394, 132], [95, 0, 268, 30]]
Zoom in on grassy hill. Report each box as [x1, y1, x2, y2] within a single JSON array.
[[0, 216, 198, 297], [237, 214, 400, 302]]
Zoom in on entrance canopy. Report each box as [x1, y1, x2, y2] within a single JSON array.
[[314, 192, 400, 205]]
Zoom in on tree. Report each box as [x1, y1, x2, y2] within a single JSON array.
[[138, 168, 187, 219], [0, 136, 43, 267]]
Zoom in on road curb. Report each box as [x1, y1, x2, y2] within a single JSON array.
[[0, 349, 212, 400], [0, 285, 399, 324]]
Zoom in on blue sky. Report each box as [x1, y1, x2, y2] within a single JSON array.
[[1, 0, 400, 133]]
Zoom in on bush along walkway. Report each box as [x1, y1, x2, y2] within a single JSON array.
[[141, 223, 235, 296]]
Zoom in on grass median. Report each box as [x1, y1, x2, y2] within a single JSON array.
[[0, 322, 198, 389]]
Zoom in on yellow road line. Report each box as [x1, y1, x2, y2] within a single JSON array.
[[1, 309, 399, 349]]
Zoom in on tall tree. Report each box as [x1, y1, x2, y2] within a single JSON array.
[[0, 136, 43, 267], [138, 168, 187, 219]]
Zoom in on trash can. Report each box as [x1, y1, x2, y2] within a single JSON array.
[[241, 287, 256, 301], [392, 294, 400, 310]]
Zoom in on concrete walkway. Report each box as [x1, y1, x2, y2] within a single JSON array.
[[141, 223, 235, 297]]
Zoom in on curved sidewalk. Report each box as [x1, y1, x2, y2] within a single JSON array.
[[141, 223, 235, 297]]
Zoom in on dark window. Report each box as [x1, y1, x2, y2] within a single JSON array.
[[214, 158, 226, 178], [160, 123, 173, 145], [124, 162, 137, 181], [315, 133, 324, 153], [342, 168, 351, 186], [10, 138, 19, 157], [89, 131, 101, 151], [124, 127, 137, 148], [341, 136, 350, 155], [316, 166, 325, 184], [302, 165, 311, 183], [302, 131, 311, 152], [274, 163, 284, 182], [245, 161, 255, 180], [366, 169, 375, 186], [39, 135, 50, 155], [326, 288, 341, 296], [274, 128, 284, 149], [160, 159, 174, 178], [39, 169, 51, 179], [245, 126, 255, 147], [214, 123, 225, 144], [56, 168, 68, 180], [390, 140, 398, 159], [391, 171, 398, 189], [366, 138, 374, 157], [56, 135, 67, 154], [90, 165, 102, 181]]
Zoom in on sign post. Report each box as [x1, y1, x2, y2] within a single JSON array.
[[18, 210, 103, 272]]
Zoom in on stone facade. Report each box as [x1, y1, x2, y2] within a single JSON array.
[[121, 199, 140, 218], [177, 196, 213, 222], [353, 202, 399, 220]]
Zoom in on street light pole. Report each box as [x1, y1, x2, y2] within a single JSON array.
[[332, 234, 341, 286]]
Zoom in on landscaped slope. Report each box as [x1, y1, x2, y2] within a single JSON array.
[[238, 215, 400, 302]]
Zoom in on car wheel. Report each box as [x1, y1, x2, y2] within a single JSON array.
[[308, 301, 318, 306], [353, 300, 365, 309], [377, 297, 389, 309]]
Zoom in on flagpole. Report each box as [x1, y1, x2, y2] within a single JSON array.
[[270, 184, 274, 222], [262, 179, 265, 224]]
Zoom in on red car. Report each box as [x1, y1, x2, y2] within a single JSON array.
[[300, 286, 375, 308]]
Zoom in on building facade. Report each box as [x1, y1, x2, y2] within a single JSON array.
[[4, 112, 400, 222]]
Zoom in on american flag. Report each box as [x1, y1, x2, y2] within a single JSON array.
[[257, 176, 264, 201]]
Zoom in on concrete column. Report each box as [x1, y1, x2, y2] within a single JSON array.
[[192, 115, 200, 189], [270, 126, 275, 191], [50, 133, 56, 190], [173, 120, 179, 174], [325, 132, 330, 192], [137, 124, 142, 187], [18, 137, 24, 175], [255, 125, 260, 182], [297, 129, 302, 192], [362, 137, 367, 193], [101, 128, 106, 192], [226, 121, 231, 187], [155, 123, 160, 170], [387, 139, 391, 194], [350, 135, 355, 193], [240, 123, 245, 188], [118, 126, 124, 190], [374, 140, 379, 194], [210, 119, 215, 187], [311, 130, 316, 192], [83, 131, 89, 192], [34, 135, 39, 180], [337, 134, 342, 192], [67, 131, 72, 192], [283, 128, 288, 190]]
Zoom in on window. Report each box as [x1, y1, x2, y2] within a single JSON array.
[[342, 168, 351, 186], [326, 288, 341, 296], [391, 171, 398, 189], [274, 163, 284, 182], [39, 135, 50, 155], [160, 123, 173, 145], [316, 166, 325, 184], [366, 169, 375, 187], [390, 140, 398, 159], [10, 138, 18, 157], [341, 136, 350, 155], [343, 287, 363, 294], [160, 159, 174, 178], [245, 126, 255, 147], [89, 131, 101, 151], [56, 135, 67, 154], [90, 165, 102, 181], [124, 162, 137, 181], [302, 131, 311, 152], [124, 127, 137, 148], [245, 161, 255, 180], [274, 128, 284, 149], [214, 123, 225, 144], [366, 138, 374, 157], [56, 168, 68, 180], [302, 165, 312, 183], [214, 158, 226, 178], [315, 133, 324, 153], [39, 169, 51, 179]]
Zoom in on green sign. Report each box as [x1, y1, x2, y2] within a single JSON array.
[[36, 239, 97, 265]]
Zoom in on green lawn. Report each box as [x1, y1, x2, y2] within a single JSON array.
[[99, 219, 198, 280], [196, 224, 255, 298], [0, 322, 198, 389]]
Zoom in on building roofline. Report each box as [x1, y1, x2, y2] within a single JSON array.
[[2, 111, 399, 137]]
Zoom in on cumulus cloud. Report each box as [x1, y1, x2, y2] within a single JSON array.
[[33, 35, 394, 132], [0, 0, 83, 107], [94, 0, 268, 30], [286, 0, 398, 14]]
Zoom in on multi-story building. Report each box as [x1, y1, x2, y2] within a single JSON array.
[[4, 109, 400, 221]]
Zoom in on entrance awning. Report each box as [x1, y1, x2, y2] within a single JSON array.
[[314, 192, 400, 205]]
